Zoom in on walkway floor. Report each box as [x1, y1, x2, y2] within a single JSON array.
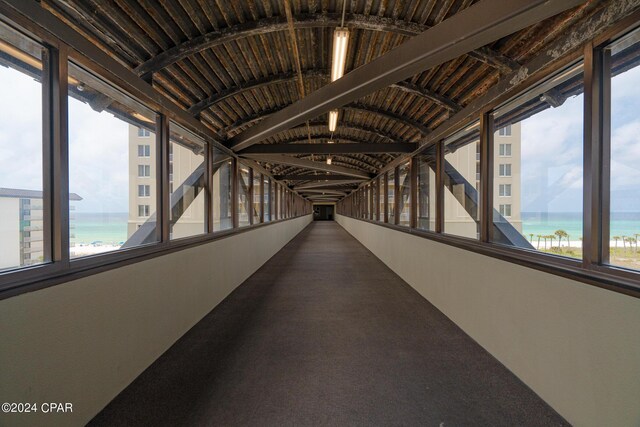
[[90, 221, 566, 426]]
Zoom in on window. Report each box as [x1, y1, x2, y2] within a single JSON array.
[[398, 162, 411, 226], [138, 205, 150, 217], [68, 62, 158, 258], [498, 125, 512, 136], [263, 177, 271, 222], [443, 121, 480, 239], [238, 164, 251, 227], [212, 152, 232, 232], [608, 34, 640, 271], [168, 122, 206, 240], [499, 184, 512, 197], [499, 164, 512, 177], [137, 144, 150, 157], [138, 127, 150, 137], [138, 184, 150, 197], [253, 172, 262, 224], [138, 164, 151, 177], [491, 61, 583, 259], [387, 170, 395, 223], [378, 178, 385, 221], [417, 149, 437, 231], [0, 24, 46, 271], [499, 204, 512, 217], [499, 143, 512, 156]]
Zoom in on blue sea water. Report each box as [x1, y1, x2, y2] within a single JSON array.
[[71, 212, 128, 245], [521, 212, 640, 240]]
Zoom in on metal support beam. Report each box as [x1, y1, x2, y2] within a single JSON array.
[[227, 0, 583, 151], [239, 142, 416, 155], [479, 112, 494, 242], [240, 154, 371, 179], [275, 174, 366, 181], [298, 189, 347, 196], [583, 42, 610, 267], [295, 180, 363, 190], [133, 13, 520, 79]]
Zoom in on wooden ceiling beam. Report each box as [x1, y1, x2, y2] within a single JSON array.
[[227, 0, 584, 152], [239, 142, 417, 154], [274, 174, 366, 181], [240, 154, 372, 179], [219, 102, 430, 139], [134, 13, 522, 79], [188, 69, 461, 115]]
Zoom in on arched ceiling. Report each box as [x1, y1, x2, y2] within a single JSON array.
[[41, 0, 597, 192]]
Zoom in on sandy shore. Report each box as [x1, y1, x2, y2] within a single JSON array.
[[70, 244, 122, 257]]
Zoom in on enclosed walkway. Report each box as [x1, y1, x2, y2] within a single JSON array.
[[90, 222, 565, 426]]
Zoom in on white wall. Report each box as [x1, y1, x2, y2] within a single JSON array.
[[0, 215, 312, 427], [336, 214, 640, 427]]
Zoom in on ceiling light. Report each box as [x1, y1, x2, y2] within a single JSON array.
[[328, 140, 335, 144], [326, 157, 332, 165], [331, 28, 349, 82], [328, 110, 338, 132]]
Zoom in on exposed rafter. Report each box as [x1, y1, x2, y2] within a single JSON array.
[[133, 13, 520, 79], [297, 188, 348, 196], [274, 174, 366, 181], [295, 180, 364, 190], [219, 103, 430, 140], [227, 0, 584, 151], [239, 142, 417, 155], [188, 70, 461, 116], [242, 154, 372, 179]]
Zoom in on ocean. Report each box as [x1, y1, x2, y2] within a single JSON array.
[[71, 211, 640, 246], [521, 212, 640, 240], [72, 212, 129, 245]]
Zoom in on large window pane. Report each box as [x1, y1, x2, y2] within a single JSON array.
[[417, 149, 437, 231], [378, 178, 384, 221], [609, 36, 640, 270], [387, 170, 395, 223], [0, 25, 45, 271], [253, 171, 261, 223], [238, 164, 251, 227], [212, 151, 232, 232], [443, 122, 480, 239], [398, 162, 411, 226], [264, 177, 271, 222], [68, 62, 157, 258], [491, 62, 583, 259], [169, 123, 206, 240]]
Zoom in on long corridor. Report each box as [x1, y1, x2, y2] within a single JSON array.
[[90, 222, 565, 426]]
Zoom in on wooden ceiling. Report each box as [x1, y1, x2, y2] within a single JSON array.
[[41, 0, 600, 191]]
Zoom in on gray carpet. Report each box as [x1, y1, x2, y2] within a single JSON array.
[[90, 221, 567, 426]]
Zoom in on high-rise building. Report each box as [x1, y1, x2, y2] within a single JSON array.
[[127, 125, 206, 240], [0, 188, 82, 271], [442, 123, 522, 239]]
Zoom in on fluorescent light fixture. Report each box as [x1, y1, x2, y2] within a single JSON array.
[[328, 110, 338, 132], [328, 140, 335, 144], [326, 157, 332, 165], [331, 28, 349, 82]]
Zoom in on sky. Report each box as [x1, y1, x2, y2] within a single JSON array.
[[0, 65, 130, 212], [1, 58, 640, 214]]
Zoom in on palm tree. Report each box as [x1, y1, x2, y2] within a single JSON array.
[[613, 236, 621, 249], [549, 235, 556, 249], [622, 236, 627, 250], [537, 234, 542, 249], [529, 233, 534, 242], [555, 230, 568, 248]]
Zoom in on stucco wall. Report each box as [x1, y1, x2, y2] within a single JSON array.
[[0, 215, 312, 427], [336, 214, 640, 427]]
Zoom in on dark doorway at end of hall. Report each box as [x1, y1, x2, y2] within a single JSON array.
[[313, 205, 334, 221]]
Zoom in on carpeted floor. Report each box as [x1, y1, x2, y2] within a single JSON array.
[[90, 221, 567, 426]]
